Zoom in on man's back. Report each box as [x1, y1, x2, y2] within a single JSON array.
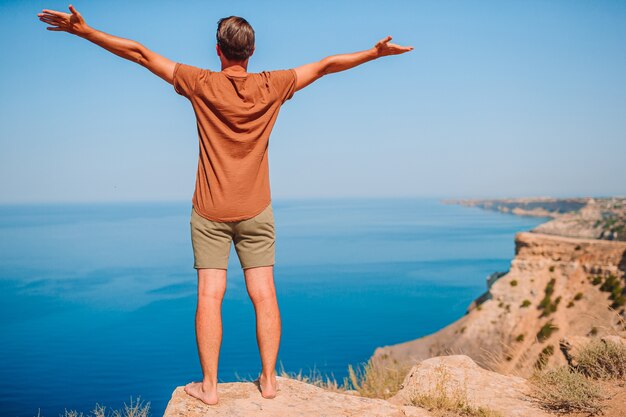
[[172, 63, 297, 222], [37, 5, 413, 403]]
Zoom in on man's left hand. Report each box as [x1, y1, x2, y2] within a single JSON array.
[[37, 4, 92, 37]]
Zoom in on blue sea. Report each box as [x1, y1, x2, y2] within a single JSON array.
[[0, 198, 546, 417]]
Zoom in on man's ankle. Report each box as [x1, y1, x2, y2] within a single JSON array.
[[261, 369, 277, 379], [202, 379, 218, 390]]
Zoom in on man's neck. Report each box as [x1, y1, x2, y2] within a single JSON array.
[[221, 62, 248, 74]]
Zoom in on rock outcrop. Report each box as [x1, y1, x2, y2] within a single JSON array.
[[163, 356, 551, 417], [373, 232, 626, 377], [390, 355, 551, 417], [163, 376, 430, 417]]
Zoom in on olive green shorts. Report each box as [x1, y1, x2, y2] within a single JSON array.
[[190, 203, 275, 270]]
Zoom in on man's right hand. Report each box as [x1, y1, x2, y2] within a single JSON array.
[[373, 36, 414, 57], [37, 4, 92, 37]]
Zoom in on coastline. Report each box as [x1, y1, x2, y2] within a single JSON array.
[[371, 197, 626, 376]]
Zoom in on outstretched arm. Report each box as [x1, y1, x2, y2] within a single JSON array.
[[293, 36, 413, 91], [37, 4, 176, 84]]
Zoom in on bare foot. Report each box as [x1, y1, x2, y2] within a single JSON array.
[[184, 381, 218, 405], [258, 372, 279, 399]]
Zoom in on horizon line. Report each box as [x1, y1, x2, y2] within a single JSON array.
[[0, 194, 624, 206]]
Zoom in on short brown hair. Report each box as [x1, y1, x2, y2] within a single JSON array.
[[216, 16, 255, 61]]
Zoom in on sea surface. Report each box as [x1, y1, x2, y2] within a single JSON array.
[[0, 198, 547, 417]]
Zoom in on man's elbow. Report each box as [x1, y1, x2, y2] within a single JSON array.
[[131, 43, 149, 66], [318, 57, 331, 76]]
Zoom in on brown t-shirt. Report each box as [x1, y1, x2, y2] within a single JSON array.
[[173, 62, 297, 221]]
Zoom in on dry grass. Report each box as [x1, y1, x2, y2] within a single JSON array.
[[575, 338, 626, 380], [35, 398, 150, 417], [345, 356, 412, 399], [476, 334, 528, 378], [408, 364, 503, 417], [534, 345, 555, 370], [530, 366, 604, 414], [277, 362, 345, 392], [111, 397, 150, 417], [243, 357, 413, 397], [413, 394, 503, 417]]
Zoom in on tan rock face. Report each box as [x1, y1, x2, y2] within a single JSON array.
[[373, 232, 626, 377], [390, 355, 552, 417], [163, 376, 432, 417]]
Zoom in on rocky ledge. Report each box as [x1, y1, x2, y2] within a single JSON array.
[[163, 355, 551, 417]]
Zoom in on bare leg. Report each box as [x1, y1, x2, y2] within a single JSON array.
[[184, 268, 227, 405], [244, 265, 281, 398]]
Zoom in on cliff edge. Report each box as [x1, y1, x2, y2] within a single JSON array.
[[373, 198, 626, 377]]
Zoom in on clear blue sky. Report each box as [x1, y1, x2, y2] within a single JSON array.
[[2, 0, 625, 203]]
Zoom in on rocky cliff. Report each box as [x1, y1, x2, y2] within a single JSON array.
[[373, 227, 626, 377]]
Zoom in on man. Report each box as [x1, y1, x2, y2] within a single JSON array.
[[37, 4, 413, 405]]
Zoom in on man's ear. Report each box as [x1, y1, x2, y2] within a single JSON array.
[[216, 44, 221, 57]]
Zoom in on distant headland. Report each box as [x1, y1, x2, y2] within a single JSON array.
[[445, 197, 626, 241]]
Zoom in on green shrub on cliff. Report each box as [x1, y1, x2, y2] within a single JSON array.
[[538, 279, 560, 317], [520, 299, 531, 308], [599, 274, 626, 308], [590, 275, 603, 286], [599, 274, 619, 292], [537, 321, 558, 342], [567, 294, 582, 308]]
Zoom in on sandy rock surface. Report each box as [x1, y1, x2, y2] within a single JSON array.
[[163, 376, 432, 417]]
